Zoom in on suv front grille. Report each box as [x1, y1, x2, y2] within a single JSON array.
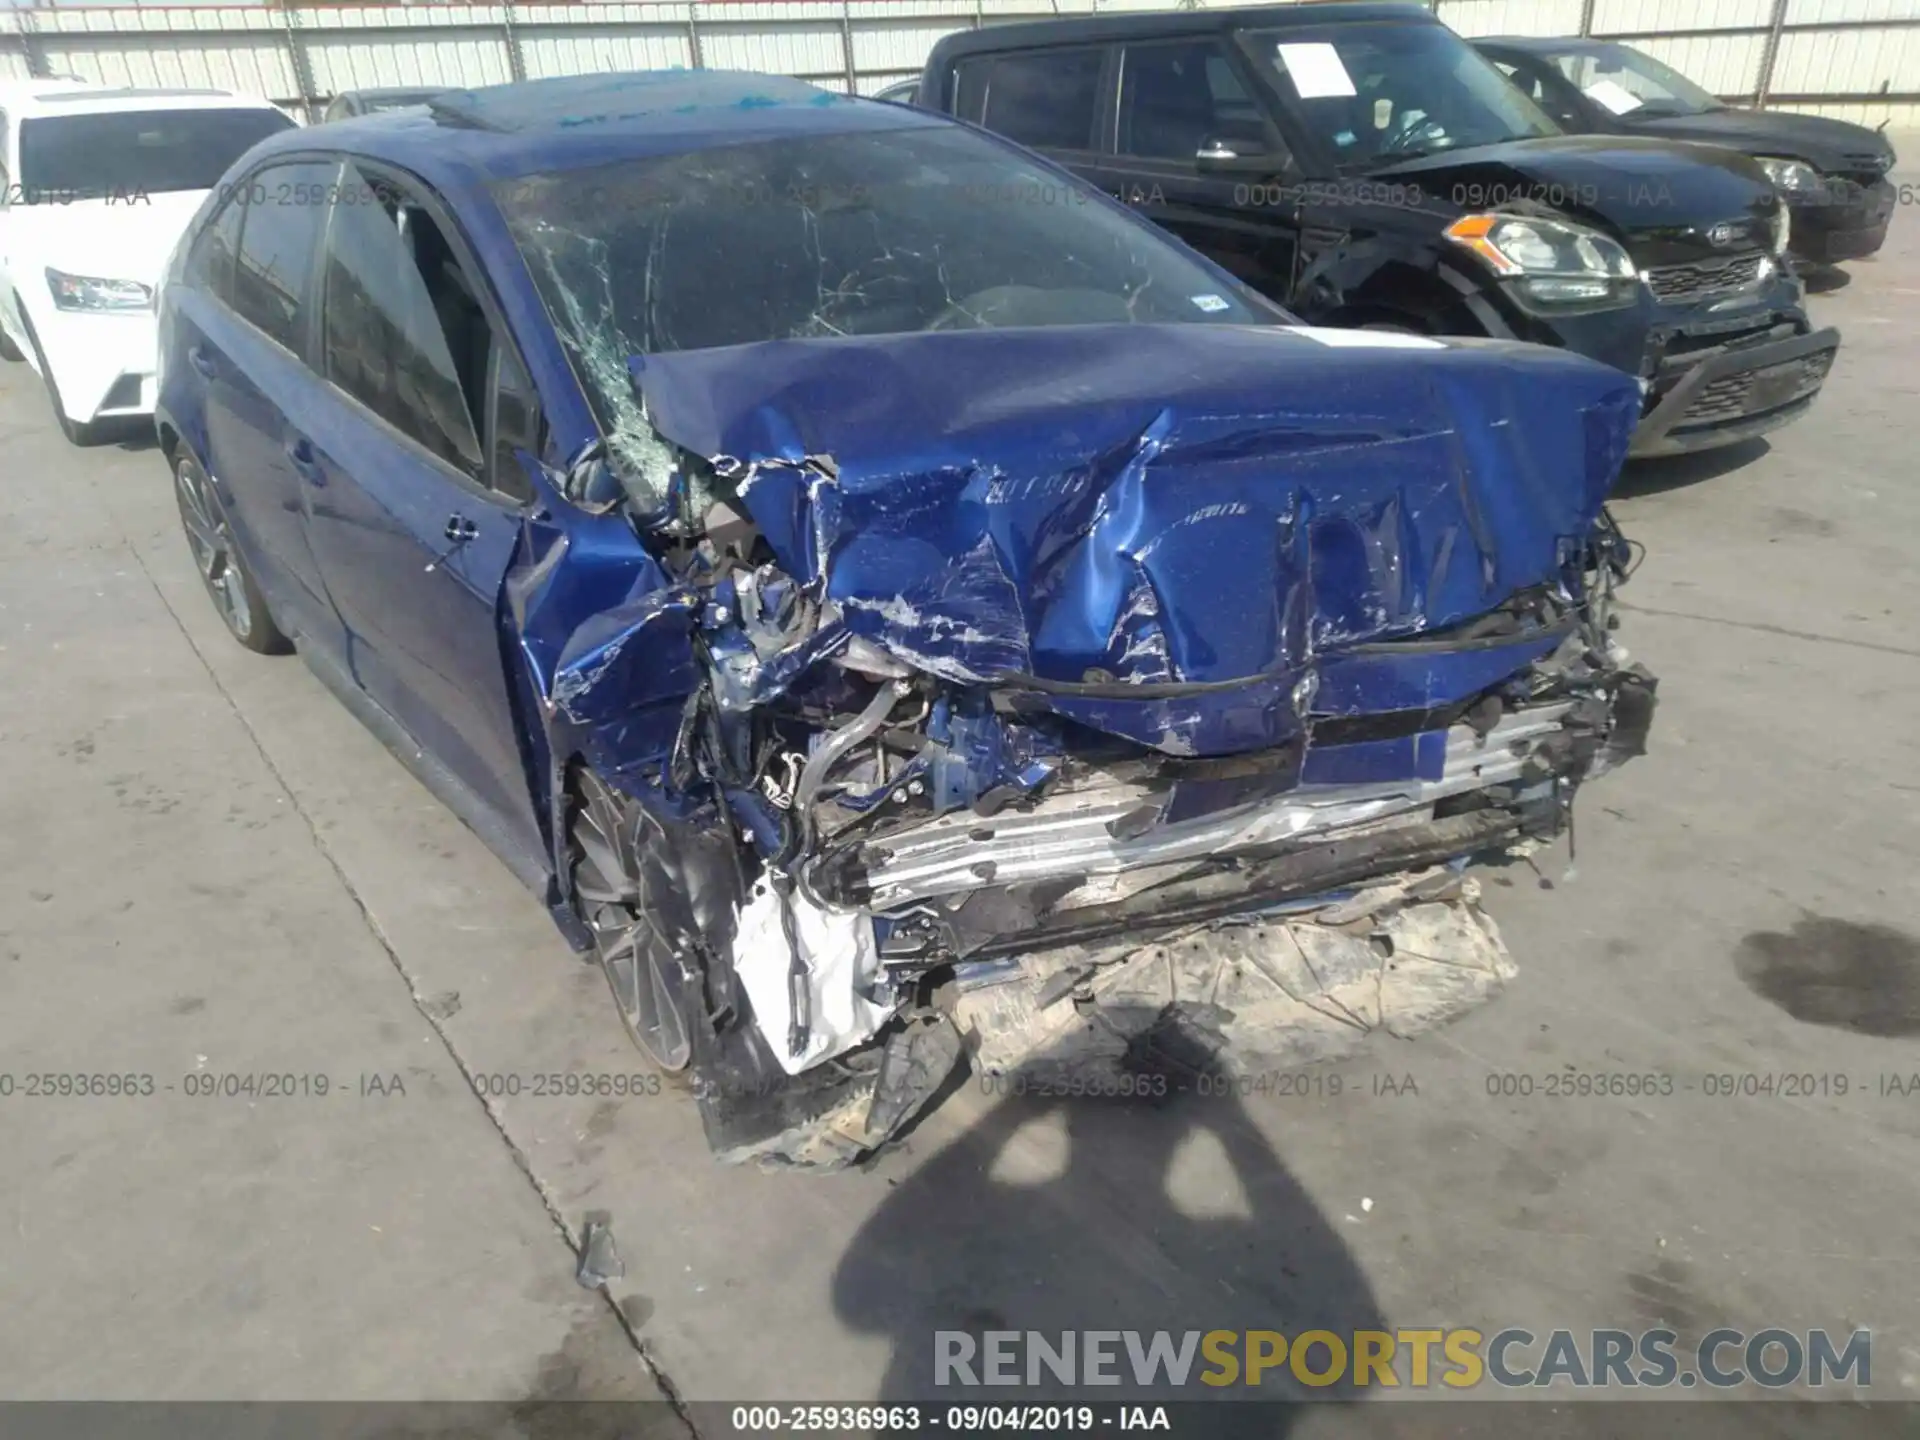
[[1644, 250, 1766, 305]]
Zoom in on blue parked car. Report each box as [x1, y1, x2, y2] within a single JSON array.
[[156, 71, 1656, 1167]]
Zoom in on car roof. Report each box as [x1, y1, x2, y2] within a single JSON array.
[[248, 69, 948, 195], [1475, 35, 1614, 53], [337, 86, 445, 104], [0, 81, 283, 120], [927, 2, 1436, 58]]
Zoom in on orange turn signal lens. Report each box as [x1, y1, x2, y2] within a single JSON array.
[[1442, 214, 1517, 275]]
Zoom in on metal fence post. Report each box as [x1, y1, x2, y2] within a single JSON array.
[[502, 0, 529, 83], [278, 0, 320, 121], [1753, 0, 1790, 108], [687, 0, 705, 69], [18, 4, 51, 81], [1578, 0, 1597, 38], [840, 0, 857, 93]]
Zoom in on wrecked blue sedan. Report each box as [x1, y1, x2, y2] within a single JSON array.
[[156, 71, 1655, 1165]]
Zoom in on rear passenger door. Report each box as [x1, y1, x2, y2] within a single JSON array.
[[194, 160, 346, 654], [297, 159, 546, 868], [1107, 38, 1303, 298], [952, 46, 1112, 178]]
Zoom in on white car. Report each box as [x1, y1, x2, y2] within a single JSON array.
[[0, 81, 293, 443]]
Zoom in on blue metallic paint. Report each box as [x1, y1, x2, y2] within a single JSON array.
[[621, 324, 1639, 756], [159, 69, 1643, 929]]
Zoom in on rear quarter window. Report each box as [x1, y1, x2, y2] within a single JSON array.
[[185, 197, 246, 302], [956, 48, 1105, 151], [230, 159, 336, 352]]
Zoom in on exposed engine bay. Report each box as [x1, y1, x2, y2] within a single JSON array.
[[509, 323, 1658, 1167]]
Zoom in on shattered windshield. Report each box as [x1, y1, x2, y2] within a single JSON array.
[[493, 124, 1273, 482], [1250, 22, 1560, 168]]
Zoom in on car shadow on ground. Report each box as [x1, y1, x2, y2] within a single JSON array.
[[831, 1056, 1385, 1432], [111, 422, 160, 452], [1614, 436, 1771, 498], [1797, 262, 1853, 295]]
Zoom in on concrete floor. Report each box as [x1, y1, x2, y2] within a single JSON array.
[[3, 186, 1918, 1430]]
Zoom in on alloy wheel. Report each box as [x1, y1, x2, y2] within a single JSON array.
[[572, 769, 693, 1072], [175, 460, 254, 642]]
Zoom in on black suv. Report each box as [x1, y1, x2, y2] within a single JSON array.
[[1475, 36, 1897, 265], [919, 2, 1840, 457]]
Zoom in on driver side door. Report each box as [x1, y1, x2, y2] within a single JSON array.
[[1102, 38, 1305, 303], [297, 160, 549, 875]]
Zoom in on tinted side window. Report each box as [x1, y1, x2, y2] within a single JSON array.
[[231, 161, 335, 352], [320, 162, 485, 476], [1490, 57, 1540, 99], [958, 49, 1104, 151], [489, 343, 540, 503], [187, 198, 245, 302], [1118, 41, 1265, 161], [18, 108, 295, 197], [1516, 59, 1594, 127]]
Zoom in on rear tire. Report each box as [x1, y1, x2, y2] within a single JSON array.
[[172, 450, 289, 655]]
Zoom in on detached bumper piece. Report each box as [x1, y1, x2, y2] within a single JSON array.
[[1632, 324, 1840, 457], [951, 868, 1515, 1088]]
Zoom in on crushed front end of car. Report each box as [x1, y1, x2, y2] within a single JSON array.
[[511, 323, 1656, 1167]]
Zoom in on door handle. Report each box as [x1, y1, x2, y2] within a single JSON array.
[[285, 436, 326, 486], [187, 345, 218, 378], [425, 514, 478, 573]]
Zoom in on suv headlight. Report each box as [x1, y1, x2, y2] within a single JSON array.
[[1443, 213, 1638, 305], [1756, 156, 1821, 195], [46, 268, 154, 313], [1768, 202, 1791, 257]]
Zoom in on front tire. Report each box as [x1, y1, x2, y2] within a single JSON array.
[[172, 450, 289, 654], [569, 767, 696, 1075]]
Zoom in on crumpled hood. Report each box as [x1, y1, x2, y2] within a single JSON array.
[[635, 323, 1638, 709]]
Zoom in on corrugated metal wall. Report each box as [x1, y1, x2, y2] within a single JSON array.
[[2, 0, 1915, 126]]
